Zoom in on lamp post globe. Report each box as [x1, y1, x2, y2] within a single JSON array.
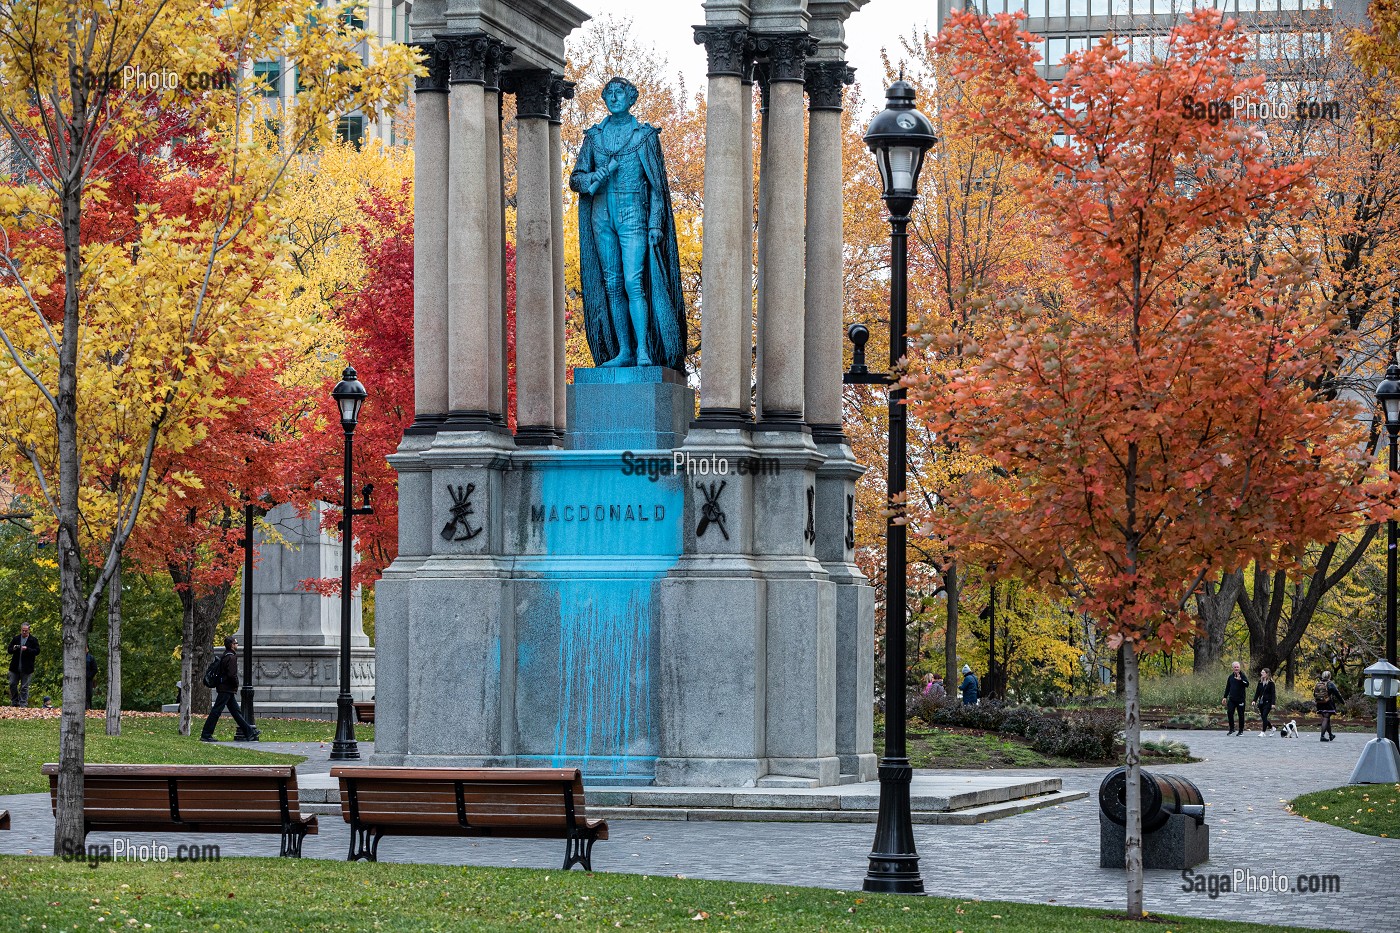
[[331, 366, 368, 761], [863, 80, 937, 219], [332, 367, 368, 430], [859, 81, 935, 897], [1376, 364, 1400, 746]]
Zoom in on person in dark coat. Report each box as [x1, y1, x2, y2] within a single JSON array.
[[85, 649, 98, 711], [1253, 667, 1277, 736], [960, 665, 980, 705], [8, 622, 40, 706], [1313, 670, 1344, 742], [200, 636, 258, 742], [1223, 661, 1249, 735]]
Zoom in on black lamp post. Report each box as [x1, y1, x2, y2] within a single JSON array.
[[331, 366, 372, 761], [843, 80, 935, 896], [234, 503, 258, 741], [1377, 363, 1400, 746]]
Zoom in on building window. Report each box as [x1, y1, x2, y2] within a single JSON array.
[[337, 114, 365, 147], [254, 61, 281, 99], [1049, 0, 1067, 15]]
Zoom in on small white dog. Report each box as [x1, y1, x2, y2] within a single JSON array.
[[1279, 720, 1299, 739]]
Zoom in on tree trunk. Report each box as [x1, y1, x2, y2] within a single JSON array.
[[179, 588, 194, 736], [986, 583, 997, 699], [944, 559, 960, 693], [105, 559, 121, 736], [1192, 571, 1243, 674], [1238, 530, 1377, 676], [1115, 645, 1126, 696], [1123, 642, 1144, 918], [171, 563, 234, 729]]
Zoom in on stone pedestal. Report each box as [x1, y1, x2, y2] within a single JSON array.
[[247, 502, 375, 719], [1100, 812, 1210, 870], [378, 371, 875, 787]]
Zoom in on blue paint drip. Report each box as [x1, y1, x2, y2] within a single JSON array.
[[524, 459, 682, 780]]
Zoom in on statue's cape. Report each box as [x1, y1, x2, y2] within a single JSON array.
[[576, 123, 687, 371]]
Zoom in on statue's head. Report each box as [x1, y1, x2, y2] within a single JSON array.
[[602, 76, 639, 116]]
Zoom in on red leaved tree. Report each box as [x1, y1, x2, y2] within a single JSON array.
[[293, 186, 517, 593], [923, 10, 1384, 917]]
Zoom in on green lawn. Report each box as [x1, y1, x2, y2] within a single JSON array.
[[1289, 783, 1400, 838], [0, 714, 354, 795], [0, 857, 1341, 933]]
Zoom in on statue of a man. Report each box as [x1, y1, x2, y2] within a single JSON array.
[[570, 77, 686, 370]]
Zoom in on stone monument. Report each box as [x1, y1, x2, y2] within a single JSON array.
[[374, 0, 875, 787], [246, 502, 374, 718]]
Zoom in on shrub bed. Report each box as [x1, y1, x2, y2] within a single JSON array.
[[910, 697, 1121, 761]]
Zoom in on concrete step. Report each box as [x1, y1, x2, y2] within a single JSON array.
[[589, 789, 1089, 824]]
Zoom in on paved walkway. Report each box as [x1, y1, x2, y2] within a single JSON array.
[[3, 730, 1395, 932]]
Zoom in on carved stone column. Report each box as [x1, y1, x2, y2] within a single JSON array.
[[438, 33, 506, 431], [409, 40, 450, 434], [484, 45, 511, 427], [751, 33, 817, 428], [804, 61, 855, 443], [549, 75, 574, 438], [693, 25, 752, 427], [508, 69, 558, 445]]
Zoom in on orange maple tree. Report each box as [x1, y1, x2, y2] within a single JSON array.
[[924, 9, 1386, 916]]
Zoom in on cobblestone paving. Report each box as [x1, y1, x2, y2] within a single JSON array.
[[3, 730, 1395, 931]]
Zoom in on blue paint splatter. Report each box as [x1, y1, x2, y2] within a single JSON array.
[[516, 457, 683, 781]]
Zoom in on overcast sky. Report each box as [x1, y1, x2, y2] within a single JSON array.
[[571, 0, 940, 114]]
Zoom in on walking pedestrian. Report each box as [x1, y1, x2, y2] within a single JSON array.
[[7, 622, 40, 706], [1223, 661, 1249, 735], [1254, 667, 1276, 736], [960, 665, 979, 706], [200, 636, 259, 742], [923, 673, 946, 701], [1313, 670, 1344, 742]]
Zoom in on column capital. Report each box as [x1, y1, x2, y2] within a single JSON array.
[[411, 40, 450, 93], [693, 24, 750, 79], [805, 61, 855, 111], [548, 73, 575, 125], [435, 32, 513, 86], [502, 68, 552, 119], [750, 32, 819, 84]]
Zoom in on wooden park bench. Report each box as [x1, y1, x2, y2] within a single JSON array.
[[330, 766, 607, 870], [353, 701, 375, 724], [41, 764, 317, 857]]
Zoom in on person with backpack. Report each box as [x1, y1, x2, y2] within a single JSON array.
[[200, 636, 258, 742], [1222, 661, 1249, 735], [1313, 670, 1344, 742], [1254, 667, 1276, 736]]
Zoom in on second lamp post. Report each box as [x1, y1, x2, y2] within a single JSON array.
[[331, 367, 372, 761], [1375, 363, 1400, 746], [846, 79, 936, 896]]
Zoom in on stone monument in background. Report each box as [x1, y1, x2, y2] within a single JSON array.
[[246, 502, 374, 718], [374, 0, 875, 787]]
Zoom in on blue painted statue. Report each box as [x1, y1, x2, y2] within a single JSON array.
[[570, 77, 686, 371]]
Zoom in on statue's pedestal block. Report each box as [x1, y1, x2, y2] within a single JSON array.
[[376, 369, 875, 788], [567, 366, 692, 450]]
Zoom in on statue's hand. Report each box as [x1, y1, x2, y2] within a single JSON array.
[[648, 228, 662, 246]]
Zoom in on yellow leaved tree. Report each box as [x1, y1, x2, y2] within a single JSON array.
[[0, 0, 418, 855]]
